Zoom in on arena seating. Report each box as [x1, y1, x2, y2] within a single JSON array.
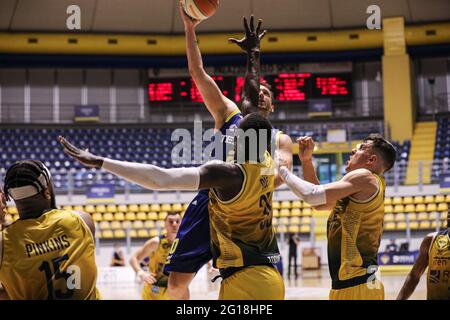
[[432, 117, 450, 181], [4, 194, 448, 239]]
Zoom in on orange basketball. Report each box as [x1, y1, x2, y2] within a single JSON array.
[[182, 0, 219, 21]]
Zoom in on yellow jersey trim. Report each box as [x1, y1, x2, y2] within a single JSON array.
[[211, 164, 247, 205], [225, 109, 241, 123]]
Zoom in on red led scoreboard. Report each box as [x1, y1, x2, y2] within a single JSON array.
[[148, 73, 352, 104]]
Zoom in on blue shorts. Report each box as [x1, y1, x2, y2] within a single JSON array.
[[163, 191, 212, 274]]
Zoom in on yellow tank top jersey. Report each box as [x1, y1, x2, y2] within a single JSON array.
[[327, 173, 386, 289], [427, 229, 450, 300], [0, 209, 100, 300], [208, 151, 280, 269], [148, 235, 171, 288]]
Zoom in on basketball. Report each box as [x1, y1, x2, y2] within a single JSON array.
[[182, 0, 219, 21]]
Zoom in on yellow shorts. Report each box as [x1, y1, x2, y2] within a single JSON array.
[[329, 280, 384, 300], [219, 265, 285, 300], [142, 284, 168, 300]]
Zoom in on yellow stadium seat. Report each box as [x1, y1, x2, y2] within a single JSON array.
[[92, 213, 103, 222], [276, 225, 287, 233], [118, 205, 128, 212], [107, 204, 117, 213], [111, 221, 122, 230], [303, 202, 311, 208], [129, 229, 137, 238], [128, 204, 139, 212], [172, 203, 183, 211], [397, 222, 407, 230], [429, 212, 438, 221], [155, 221, 165, 229], [442, 221, 447, 228], [413, 196, 424, 204], [302, 208, 312, 216], [288, 225, 300, 233], [148, 212, 158, 220], [431, 221, 438, 229], [446, 194, 450, 202], [404, 204, 416, 213], [384, 197, 392, 205], [384, 214, 394, 222], [291, 201, 302, 209], [139, 204, 150, 212], [385, 222, 396, 230], [136, 212, 147, 220], [272, 201, 280, 210], [410, 221, 419, 230], [149, 229, 159, 238], [419, 221, 431, 230], [384, 205, 393, 213], [417, 212, 428, 221], [125, 212, 136, 221], [426, 203, 437, 212], [272, 218, 279, 226], [183, 203, 189, 210], [62, 205, 73, 211], [441, 212, 448, 221], [281, 201, 291, 209], [300, 225, 310, 233], [272, 209, 279, 217], [103, 213, 114, 221], [437, 203, 448, 212], [415, 204, 426, 212], [291, 208, 301, 217], [290, 217, 301, 225], [102, 230, 114, 239], [161, 204, 172, 211], [394, 205, 404, 213], [114, 212, 125, 221], [408, 213, 417, 221], [114, 229, 126, 238], [435, 195, 445, 203], [279, 217, 289, 225], [395, 213, 405, 222], [99, 221, 110, 230], [84, 205, 95, 214], [72, 205, 83, 212], [424, 196, 435, 204], [302, 216, 311, 225], [392, 197, 402, 205], [280, 209, 290, 217], [158, 212, 167, 220], [7, 206, 18, 215], [150, 204, 161, 212], [122, 221, 132, 229], [403, 197, 413, 205], [96, 205, 106, 213], [144, 220, 155, 229], [138, 229, 149, 238], [133, 221, 144, 229]]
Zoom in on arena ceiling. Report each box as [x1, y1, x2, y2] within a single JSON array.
[[0, 0, 449, 34]]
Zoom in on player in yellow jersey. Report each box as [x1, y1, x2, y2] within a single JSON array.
[[279, 134, 397, 300], [59, 112, 285, 300], [129, 212, 181, 300], [0, 160, 100, 300], [397, 212, 450, 300], [0, 189, 8, 300]]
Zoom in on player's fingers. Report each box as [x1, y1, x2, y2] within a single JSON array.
[[228, 38, 239, 44], [256, 19, 262, 33], [243, 16, 250, 34], [250, 15, 255, 33], [259, 29, 267, 40]]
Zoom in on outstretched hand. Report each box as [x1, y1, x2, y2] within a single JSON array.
[[58, 136, 104, 169], [179, 0, 201, 29], [229, 15, 267, 52]]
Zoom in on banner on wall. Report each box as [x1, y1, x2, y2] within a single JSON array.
[[75, 105, 99, 122], [377, 250, 419, 265], [86, 184, 115, 203], [439, 174, 450, 193], [308, 99, 332, 117]]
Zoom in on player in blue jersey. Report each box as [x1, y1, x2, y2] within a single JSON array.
[[164, 3, 293, 299]]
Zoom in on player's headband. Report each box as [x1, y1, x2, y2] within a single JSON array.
[[8, 163, 52, 201]]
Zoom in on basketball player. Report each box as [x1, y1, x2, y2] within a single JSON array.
[[59, 112, 285, 300], [0, 189, 8, 300], [279, 134, 397, 300], [129, 212, 181, 300], [397, 212, 450, 300], [0, 160, 100, 299], [164, 3, 292, 299]]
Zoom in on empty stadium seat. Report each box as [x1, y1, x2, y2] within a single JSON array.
[[438, 203, 448, 211], [415, 204, 426, 212], [272, 209, 279, 217], [384, 197, 392, 205], [290, 217, 301, 225], [394, 205, 404, 213], [128, 204, 139, 212], [426, 203, 437, 212], [408, 213, 417, 221], [158, 212, 167, 220], [107, 204, 117, 213], [385, 205, 394, 213], [419, 221, 431, 230], [161, 204, 172, 211], [280, 209, 290, 217], [302, 216, 311, 225], [114, 212, 125, 221], [133, 221, 144, 229], [84, 205, 96, 214], [435, 195, 445, 203], [385, 222, 396, 230], [302, 208, 312, 216], [136, 212, 147, 220], [103, 213, 114, 221], [96, 205, 106, 213], [397, 222, 407, 230], [392, 197, 403, 205], [404, 204, 415, 213], [114, 229, 126, 238], [149, 229, 159, 238], [111, 221, 122, 230], [300, 225, 310, 233], [137, 229, 149, 238], [117, 204, 128, 212], [281, 201, 291, 209], [150, 204, 161, 212], [62, 205, 73, 211], [147, 212, 158, 220], [291, 201, 302, 209], [291, 208, 301, 217], [144, 220, 155, 229], [139, 204, 150, 212], [172, 203, 183, 211], [424, 196, 435, 204], [417, 212, 429, 221], [272, 201, 280, 210], [395, 213, 406, 222], [129, 229, 137, 238], [403, 196, 413, 204], [102, 230, 114, 239], [125, 212, 136, 221], [122, 221, 132, 229], [413, 196, 424, 204], [92, 213, 103, 222], [410, 221, 419, 230], [73, 205, 84, 212], [384, 214, 394, 222], [99, 221, 110, 230]]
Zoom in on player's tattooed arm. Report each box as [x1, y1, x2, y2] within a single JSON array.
[[397, 233, 434, 300], [229, 15, 267, 113]]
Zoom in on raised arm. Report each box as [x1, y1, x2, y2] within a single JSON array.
[[180, 2, 238, 127], [229, 16, 267, 114], [279, 167, 378, 210], [274, 134, 293, 188], [297, 136, 320, 185], [397, 234, 433, 300]]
